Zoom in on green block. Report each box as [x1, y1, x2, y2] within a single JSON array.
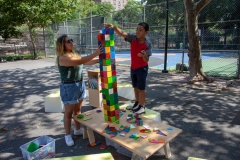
[[27, 142, 39, 153], [108, 77, 113, 83], [102, 88, 107, 95], [106, 59, 111, 65], [109, 94, 114, 101], [110, 40, 114, 46], [115, 104, 119, 109], [115, 120, 120, 124], [106, 94, 110, 100], [104, 115, 108, 121], [105, 40, 110, 46], [112, 76, 116, 82], [114, 98, 118, 104], [110, 99, 115, 106], [108, 83, 113, 89], [110, 116, 116, 122], [110, 34, 114, 40]]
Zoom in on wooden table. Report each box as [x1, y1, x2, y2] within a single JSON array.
[[73, 109, 182, 160]]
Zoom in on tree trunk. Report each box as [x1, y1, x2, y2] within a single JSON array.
[[28, 25, 38, 59], [184, 0, 213, 83]]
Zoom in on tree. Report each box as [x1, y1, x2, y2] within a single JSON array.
[[184, 0, 213, 83], [0, 0, 76, 59], [113, 0, 143, 26]]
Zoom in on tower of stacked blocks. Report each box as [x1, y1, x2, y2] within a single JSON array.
[[97, 28, 120, 122]]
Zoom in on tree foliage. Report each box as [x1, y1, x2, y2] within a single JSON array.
[[0, 0, 77, 58], [113, 0, 143, 25]]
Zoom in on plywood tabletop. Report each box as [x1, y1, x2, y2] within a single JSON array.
[[74, 109, 182, 159]]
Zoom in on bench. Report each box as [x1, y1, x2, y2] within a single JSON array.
[[45, 153, 114, 160]]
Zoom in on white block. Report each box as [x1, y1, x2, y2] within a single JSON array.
[[45, 90, 64, 112]]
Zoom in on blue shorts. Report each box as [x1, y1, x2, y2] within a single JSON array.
[[131, 65, 148, 90], [60, 81, 86, 105]]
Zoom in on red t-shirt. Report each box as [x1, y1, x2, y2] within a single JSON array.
[[125, 34, 152, 70]]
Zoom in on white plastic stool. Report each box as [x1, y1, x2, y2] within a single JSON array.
[[44, 90, 64, 112]]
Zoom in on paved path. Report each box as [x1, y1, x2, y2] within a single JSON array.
[[0, 58, 239, 160]]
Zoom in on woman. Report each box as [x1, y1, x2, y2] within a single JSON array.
[[56, 34, 102, 146]]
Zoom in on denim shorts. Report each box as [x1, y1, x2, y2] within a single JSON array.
[[130, 65, 148, 90], [60, 80, 86, 105]]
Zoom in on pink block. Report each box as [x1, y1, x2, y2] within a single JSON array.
[[101, 83, 104, 88], [115, 110, 119, 116], [103, 71, 107, 77]]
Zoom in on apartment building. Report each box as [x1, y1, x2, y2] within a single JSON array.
[[94, 0, 129, 10]]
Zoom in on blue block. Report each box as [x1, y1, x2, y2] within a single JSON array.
[[101, 47, 105, 53], [110, 47, 115, 52], [103, 94, 106, 99], [100, 65, 103, 71], [111, 64, 116, 70], [114, 99, 118, 104], [109, 28, 114, 34], [98, 41, 102, 47], [99, 59, 103, 65], [111, 53, 115, 59], [111, 59, 115, 64], [107, 100, 110, 106], [105, 28, 110, 34], [114, 93, 118, 99], [102, 28, 106, 34]]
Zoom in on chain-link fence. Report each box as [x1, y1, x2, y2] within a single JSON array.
[[45, 0, 240, 78]]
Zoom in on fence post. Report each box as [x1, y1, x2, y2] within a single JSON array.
[[237, 50, 240, 79], [66, 20, 69, 35], [143, 5, 146, 22], [90, 10, 93, 55]]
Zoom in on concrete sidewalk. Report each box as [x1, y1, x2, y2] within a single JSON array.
[[0, 58, 239, 160]]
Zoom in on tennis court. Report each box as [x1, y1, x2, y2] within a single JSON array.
[[115, 50, 239, 78]]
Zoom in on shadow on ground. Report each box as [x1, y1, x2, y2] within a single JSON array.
[[0, 59, 239, 160]]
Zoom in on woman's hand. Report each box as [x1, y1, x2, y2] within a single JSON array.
[[95, 45, 103, 56]]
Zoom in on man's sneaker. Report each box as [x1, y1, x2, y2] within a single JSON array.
[[132, 101, 139, 111], [133, 105, 145, 115], [65, 135, 74, 146], [74, 128, 83, 136]]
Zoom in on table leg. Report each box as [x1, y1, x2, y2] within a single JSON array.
[[163, 143, 171, 158], [86, 127, 95, 144], [83, 126, 88, 139], [131, 153, 145, 160]]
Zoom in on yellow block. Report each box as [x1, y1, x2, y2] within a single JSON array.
[[109, 105, 115, 111], [106, 66, 111, 71], [107, 71, 112, 77], [104, 83, 109, 89], [46, 153, 114, 160], [103, 99, 107, 105], [104, 109, 108, 115]]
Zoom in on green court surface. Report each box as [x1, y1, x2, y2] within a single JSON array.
[[166, 57, 237, 78], [202, 57, 237, 78]]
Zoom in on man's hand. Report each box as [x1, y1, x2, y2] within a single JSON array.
[[104, 23, 114, 28], [138, 50, 146, 57]]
